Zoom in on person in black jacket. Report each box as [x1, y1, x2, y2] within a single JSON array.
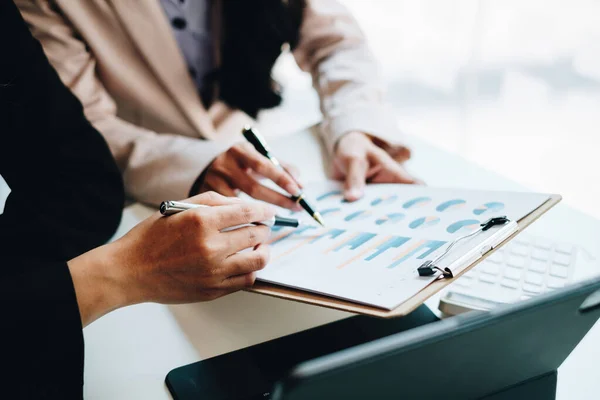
[[1, 2, 275, 397]]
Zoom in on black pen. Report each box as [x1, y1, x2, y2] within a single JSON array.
[[242, 126, 325, 227], [160, 200, 303, 228]]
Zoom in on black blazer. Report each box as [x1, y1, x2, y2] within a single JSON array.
[[0, 1, 125, 397]]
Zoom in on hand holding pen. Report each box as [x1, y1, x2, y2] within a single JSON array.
[[242, 126, 325, 226], [161, 200, 305, 228], [196, 125, 325, 226], [196, 136, 304, 212]]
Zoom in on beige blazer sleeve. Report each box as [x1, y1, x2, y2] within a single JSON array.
[[16, 0, 229, 206], [294, 0, 409, 160]]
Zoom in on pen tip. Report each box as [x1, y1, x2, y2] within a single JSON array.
[[314, 213, 326, 227]]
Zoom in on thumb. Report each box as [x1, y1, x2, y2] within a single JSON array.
[[343, 156, 368, 202]]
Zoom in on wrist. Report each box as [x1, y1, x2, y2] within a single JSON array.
[[67, 242, 131, 327]]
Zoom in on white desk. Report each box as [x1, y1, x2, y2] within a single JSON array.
[[83, 127, 600, 399]]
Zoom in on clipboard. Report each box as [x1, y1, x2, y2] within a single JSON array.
[[249, 194, 561, 318]]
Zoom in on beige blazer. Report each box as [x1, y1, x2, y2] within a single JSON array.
[[17, 0, 405, 205]]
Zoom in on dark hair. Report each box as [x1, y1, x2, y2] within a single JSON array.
[[215, 0, 306, 118]]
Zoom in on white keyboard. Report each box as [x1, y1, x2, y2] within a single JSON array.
[[438, 234, 590, 315]]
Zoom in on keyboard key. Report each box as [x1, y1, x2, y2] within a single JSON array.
[[555, 243, 574, 255], [481, 263, 500, 275], [453, 280, 471, 289], [534, 239, 553, 250], [509, 244, 529, 256], [507, 255, 526, 268], [504, 266, 522, 281], [525, 272, 544, 286], [529, 258, 548, 273], [523, 283, 542, 294], [501, 278, 519, 289], [464, 270, 478, 279], [552, 253, 572, 267], [514, 237, 530, 246], [487, 252, 503, 264], [550, 265, 569, 279], [547, 276, 567, 289], [531, 249, 549, 261], [480, 274, 497, 284]]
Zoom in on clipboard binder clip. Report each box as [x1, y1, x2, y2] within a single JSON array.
[[418, 216, 511, 279]]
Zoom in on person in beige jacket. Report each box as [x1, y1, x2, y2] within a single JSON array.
[[17, 0, 417, 208]]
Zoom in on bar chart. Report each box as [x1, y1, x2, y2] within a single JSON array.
[[258, 181, 550, 309]]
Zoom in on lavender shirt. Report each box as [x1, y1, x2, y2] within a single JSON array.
[[160, 0, 214, 104]]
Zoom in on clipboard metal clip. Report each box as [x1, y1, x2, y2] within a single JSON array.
[[417, 216, 511, 279]]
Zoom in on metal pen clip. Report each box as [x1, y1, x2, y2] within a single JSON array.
[[417, 216, 511, 279]]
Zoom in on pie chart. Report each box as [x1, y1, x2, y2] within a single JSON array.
[[375, 213, 405, 225], [409, 216, 440, 229], [447, 219, 480, 234], [403, 197, 432, 209], [436, 199, 467, 212], [473, 202, 504, 215]]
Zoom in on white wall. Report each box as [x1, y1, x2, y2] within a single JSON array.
[[259, 0, 600, 219]]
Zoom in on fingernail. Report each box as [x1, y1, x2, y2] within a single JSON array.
[[347, 188, 363, 201], [293, 204, 303, 211]]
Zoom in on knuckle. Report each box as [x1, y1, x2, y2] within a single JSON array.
[[187, 210, 206, 229], [206, 290, 223, 301], [253, 248, 270, 270], [245, 183, 258, 198], [197, 239, 220, 259], [253, 226, 271, 243], [258, 226, 271, 242], [275, 198, 295, 209], [244, 272, 257, 287], [274, 174, 289, 188], [342, 153, 363, 164], [201, 191, 220, 203], [246, 228, 259, 247], [212, 164, 230, 176], [240, 204, 255, 224], [231, 143, 250, 156], [255, 158, 270, 171], [196, 240, 210, 257]]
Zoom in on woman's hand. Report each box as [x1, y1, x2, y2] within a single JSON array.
[[68, 192, 276, 326], [333, 131, 421, 202], [200, 143, 302, 211]]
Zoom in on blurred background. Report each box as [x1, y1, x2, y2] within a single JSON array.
[[258, 0, 600, 220], [2, 0, 599, 219]]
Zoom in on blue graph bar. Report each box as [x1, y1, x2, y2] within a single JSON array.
[[344, 210, 370, 222], [271, 225, 317, 245], [365, 236, 410, 261], [334, 232, 377, 251], [386, 240, 446, 269], [403, 196, 432, 209], [310, 228, 346, 244], [375, 213, 405, 226], [371, 195, 398, 207], [316, 190, 343, 202], [320, 208, 341, 216]]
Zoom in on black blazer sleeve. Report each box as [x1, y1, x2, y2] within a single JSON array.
[[0, 1, 125, 262], [0, 1, 126, 397]]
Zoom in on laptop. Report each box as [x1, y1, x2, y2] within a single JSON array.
[[166, 277, 600, 399]]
